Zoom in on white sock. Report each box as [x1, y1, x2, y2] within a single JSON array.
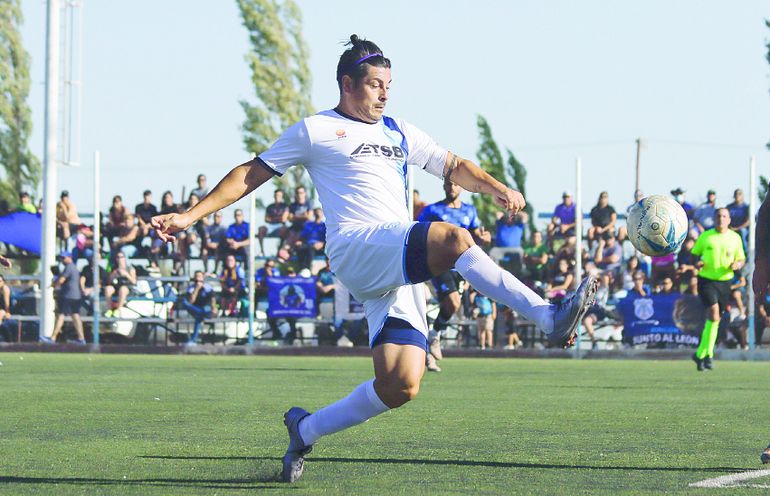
[[454, 245, 554, 331], [298, 378, 389, 446]]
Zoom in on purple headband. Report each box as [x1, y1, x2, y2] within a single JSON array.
[[343, 52, 383, 71]]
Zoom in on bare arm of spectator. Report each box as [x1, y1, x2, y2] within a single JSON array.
[[593, 239, 606, 264], [472, 226, 491, 245], [152, 160, 274, 242]]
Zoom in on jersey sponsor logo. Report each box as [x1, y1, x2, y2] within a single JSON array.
[[350, 143, 405, 160], [335, 129, 347, 139]]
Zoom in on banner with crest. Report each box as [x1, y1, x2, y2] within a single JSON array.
[[616, 292, 704, 347]]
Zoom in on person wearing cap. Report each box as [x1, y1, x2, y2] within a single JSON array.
[[16, 191, 37, 214], [48, 251, 86, 344], [693, 189, 717, 236], [56, 190, 82, 243], [547, 191, 576, 246], [670, 187, 694, 220]]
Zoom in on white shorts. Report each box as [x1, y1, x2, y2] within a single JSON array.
[[327, 222, 429, 346]]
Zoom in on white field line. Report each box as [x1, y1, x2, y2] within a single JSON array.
[[689, 469, 770, 488]]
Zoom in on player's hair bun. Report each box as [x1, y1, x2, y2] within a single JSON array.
[[349, 34, 360, 46]]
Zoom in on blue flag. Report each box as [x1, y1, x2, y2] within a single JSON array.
[[267, 276, 317, 318], [0, 212, 41, 254], [617, 292, 703, 347]]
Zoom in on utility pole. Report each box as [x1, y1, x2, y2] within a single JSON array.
[[635, 138, 643, 197]]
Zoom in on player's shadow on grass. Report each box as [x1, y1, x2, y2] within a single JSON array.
[[0, 475, 290, 490], [141, 455, 748, 473]]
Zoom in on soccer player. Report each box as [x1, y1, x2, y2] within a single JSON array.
[[417, 177, 490, 370], [690, 208, 745, 371], [151, 34, 597, 483], [754, 190, 770, 463]]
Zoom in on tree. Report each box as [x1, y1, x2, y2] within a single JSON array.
[[474, 115, 535, 235], [0, 0, 39, 209], [237, 0, 315, 196], [473, 115, 508, 229]]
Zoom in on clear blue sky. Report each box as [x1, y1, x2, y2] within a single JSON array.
[[20, 0, 770, 223]]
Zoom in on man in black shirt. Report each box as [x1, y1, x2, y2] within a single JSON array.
[[587, 191, 616, 249], [135, 190, 159, 238], [258, 189, 289, 256]]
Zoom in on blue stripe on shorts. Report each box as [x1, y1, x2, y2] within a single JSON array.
[[371, 317, 428, 353]]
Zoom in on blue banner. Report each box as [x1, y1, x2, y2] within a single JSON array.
[[267, 276, 316, 318], [0, 212, 41, 254], [617, 292, 703, 347]]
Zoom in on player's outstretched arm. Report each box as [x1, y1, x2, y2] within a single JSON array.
[[754, 194, 770, 298], [443, 152, 525, 216], [151, 159, 274, 242]]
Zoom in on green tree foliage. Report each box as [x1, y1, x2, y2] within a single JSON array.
[[473, 115, 508, 229], [237, 0, 314, 194], [506, 149, 536, 234], [0, 0, 39, 210], [474, 115, 535, 235]]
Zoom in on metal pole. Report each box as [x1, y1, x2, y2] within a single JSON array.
[[40, 0, 61, 340], [247, 193, 256, 345], [748, 156, 757, 350], [92, 151, 100, 345], [574, 158, 583, 353], [634, 138, 642, 196]]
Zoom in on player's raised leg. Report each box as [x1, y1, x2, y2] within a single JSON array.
[[282, 342, 425, 482], [425, 222, 597, 347]]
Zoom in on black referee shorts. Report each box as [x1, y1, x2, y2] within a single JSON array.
[[697, 277, 732, 314], [431, 271, 464, 301]]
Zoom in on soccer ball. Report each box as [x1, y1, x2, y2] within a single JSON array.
[[626, 195, 688, 257]]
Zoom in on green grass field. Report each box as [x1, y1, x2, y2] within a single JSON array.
[[2, 353, 770, 494]]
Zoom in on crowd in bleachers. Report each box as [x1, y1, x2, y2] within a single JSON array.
[[0, 176, 765, 350]]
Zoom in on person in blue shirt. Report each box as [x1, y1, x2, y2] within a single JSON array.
[[225, 209, 250, 260], [469, 286, 496, 350], [295, 208, 327, 272], [726, 188, 749, 249], [417, 177, 490, 371], [182, 270, 216, 345]]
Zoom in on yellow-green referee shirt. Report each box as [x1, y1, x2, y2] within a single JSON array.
[[691, 228, 745, 281]]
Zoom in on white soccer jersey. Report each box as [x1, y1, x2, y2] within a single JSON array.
[[258, 109, 448, 240]]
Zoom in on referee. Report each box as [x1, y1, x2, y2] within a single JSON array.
[[691, 208, 745, 371]]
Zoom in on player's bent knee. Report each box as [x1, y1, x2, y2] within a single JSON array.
[[376, 378, 421, 408]]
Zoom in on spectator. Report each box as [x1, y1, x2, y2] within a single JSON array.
[[134, 190, 158, 237], [523, 231, 549, 282], [581, 272, 612, 349], [412, 189, 427, 221], [287, 186, 313, 245], [617, 189, 644, 244], [56, 190, 81, 242], [225, 209, 250, 260], [295, 207, 326, 272], [547, 191, 576, 246], [0, 255, 10, 269], [16, 191, 37, 214], [203, 211, 227, 273], [160, 190, 180, 215], [220, 253, 246, 316], [650, 252, 676, 286], [592, 231, 622, 275], [178, 193, 206, 266], [629, 270, 650, 297], [316, 258, 335, 300], [683, 273, 699, 296], [587, 191, 617, 249], [182, 270, 216, 345], [79, 258, 108, 316], [490, 210, 528, 260], [49, 251, 86, 344], [256, 257, 281, 300], [106, 195, 127, 239], [671, 187, 694, 221], [110, 213, 140, 258], [545, 258, 574, 299], [726, 188, 749, 247], [618, 256, 640, 292], [730, 269, 747, 321], [655, 276, 676, 295], [692, 189, 717, 236], [104, 252, 137, 318], [190, 173, 209, 200], [469, 287, 496, 350], [72, 224, 94, 261], [258, 189, 289, 256], [676, 238, 698, 282], [500, 306, 523, 350]]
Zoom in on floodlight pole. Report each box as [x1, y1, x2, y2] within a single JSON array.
[[40, 0, 61, 339], [92, 151, 101, 345], [634, 138, 642, 196], [748, 156, 757, 350], [574, 157, 583, 355], [247, 191, 256, 345]]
